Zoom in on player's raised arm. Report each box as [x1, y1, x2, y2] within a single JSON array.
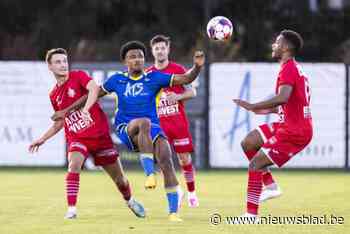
[[171, 51, 205, 86], [233, 85, 293, 112], [28, 120, 64, 153]]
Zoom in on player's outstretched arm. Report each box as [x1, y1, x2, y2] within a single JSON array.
[[51, 88, 107, 121], [171, 51, 205, 86], [28, 120, 64, 153], [233, 85, 292, 112], [252, 107, 279, 115]]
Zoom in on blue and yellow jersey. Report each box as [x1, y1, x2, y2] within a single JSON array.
[[102, 70, 174, 127]]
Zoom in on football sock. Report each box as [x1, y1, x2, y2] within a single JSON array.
[[244, 150, 277, 187], [140, 153, 155, 176], [246, 171, 263, 215], [165, 186, 179, 214], [66, 172, 80, 207], [262, 170, 277, 188], [181, 163, 195, 192]]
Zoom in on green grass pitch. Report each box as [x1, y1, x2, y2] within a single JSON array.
[[0, 169, 348, 234]]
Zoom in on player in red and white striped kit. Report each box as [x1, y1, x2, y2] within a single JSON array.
[[233, 30, 313, 221], [29, 48, 145, 219], [143, 35, 199, 207]]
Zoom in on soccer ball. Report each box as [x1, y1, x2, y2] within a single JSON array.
[[206, 16, 233, 41]]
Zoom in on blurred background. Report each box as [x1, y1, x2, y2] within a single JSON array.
[[1, 0, 349, 62], [0, 0, 349, 170]]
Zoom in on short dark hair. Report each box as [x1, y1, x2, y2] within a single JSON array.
[[45, 48, 67, 63], [120, 41, 146, 61], [280, 30, 304, 55], [150, 34, 171, 47]]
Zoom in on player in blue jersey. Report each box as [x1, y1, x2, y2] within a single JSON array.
[[51, 41, 205, 222]]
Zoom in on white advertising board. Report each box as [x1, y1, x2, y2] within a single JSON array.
[[0, 62, 65, 166], [210, 63, 345, 168]]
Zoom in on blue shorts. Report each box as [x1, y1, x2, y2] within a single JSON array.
[[115, 122, 166, 151]]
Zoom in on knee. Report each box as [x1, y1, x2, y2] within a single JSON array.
[[241, 137, 255, 151], [178, 153, 191, 165], [139, 118, 151, 132], [248, 158, 262, 171]]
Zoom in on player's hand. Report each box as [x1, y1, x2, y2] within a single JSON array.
[[28, 138, 45, 153], [233, 99, 255, 111], [51, 110, 67, 121], [166, 92, 181, 102], [193, 51, 205, 68]]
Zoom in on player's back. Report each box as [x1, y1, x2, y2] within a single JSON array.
[[50, 71, 110, 141], [276, 59, 312, 134]]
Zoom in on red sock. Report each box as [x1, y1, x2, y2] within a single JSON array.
[[262, 171, 275, 186], [117, 181, 131, 201], [244, 150, 257, 161], [182, 163, 195, 192], [65, 172, 80, 207], [246, 171, 263, 215]]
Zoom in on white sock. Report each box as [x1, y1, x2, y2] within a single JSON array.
[[68, 206, 76, 213]]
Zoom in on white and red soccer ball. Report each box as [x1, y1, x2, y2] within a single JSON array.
[[206, 16, 233, 41]]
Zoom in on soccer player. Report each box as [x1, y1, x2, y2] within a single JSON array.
[[28, 48, 145, 219], [142, 34, 199, 208], [233, 30, 312, 220], [51, 41, 205, 221]]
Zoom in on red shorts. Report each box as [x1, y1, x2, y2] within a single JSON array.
[[160, 119, 194, 153], [67, 134, 118, 166], [257, 123, 312, 167]]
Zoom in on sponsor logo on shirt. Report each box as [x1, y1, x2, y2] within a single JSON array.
[[65, 110, 94, 133], [124, 82, 144, 97], [157, 93, 180, 116], [174, 138, 190, 146]]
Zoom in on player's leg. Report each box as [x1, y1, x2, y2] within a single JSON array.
[[102, 159, 146, 218], [127, 118, 157, 189], [154, 137, 182, 221], [242, 125, 279, 197], [64, 150, 86, 219], [177, 152, 198, 207], [244, 151, 274, 218], [170, 123, 198, 208]]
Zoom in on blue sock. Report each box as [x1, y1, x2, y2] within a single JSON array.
[[140, 153, 155, 176], [166, 187, 179, 214]]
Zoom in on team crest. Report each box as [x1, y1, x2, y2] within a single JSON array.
[[67, 88, 75, 98]]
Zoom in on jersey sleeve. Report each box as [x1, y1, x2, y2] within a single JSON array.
[[176, 64, 187, 74], [76, 71, 92, 89], [102, 74, 117, 93], [279, 63, 297, 87], [151, 71, 174, 88]]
